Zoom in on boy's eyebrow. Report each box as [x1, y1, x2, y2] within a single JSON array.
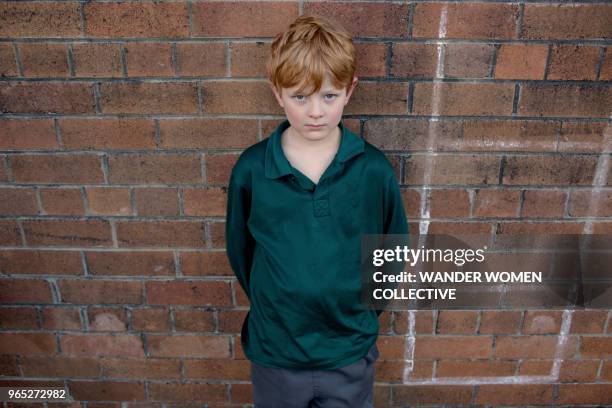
[[291, 89, 339, 95]]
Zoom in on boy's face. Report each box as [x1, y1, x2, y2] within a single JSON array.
[[270, 73, 358, 143]]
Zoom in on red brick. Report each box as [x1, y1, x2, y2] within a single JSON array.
[[494, 335, 577, 359], [0, 82, 95, 114], [0, 279, 52, 303], [176, 43, 226, 77], [494, 44, 548, 80], [601, 360, 612, 381], [201, 81, 282, 115], [522, 310, 562, 334], [21, 355, 100, 378], [436, 359, 516, 377], [364, 118, 461, 151], [474, 189, 520, 217], [146, 280, 231, 307], [69, 380, 146, 401], [125, 43, 173, 77], [0, 249, 82, 276], [192, 2, 297, 38], [115, 220, 204, 248], [100, 358, 179, 380], [556, 384, 612, 405], [404, 154, 500, 185], [0, 355, 19, 376], [518, 84, 612, 118], [146, 334, 230, 358], [0, 306, 38, 329], [209, 221, 226, 249], [183, 187, 227, 217], [206, 153, 239, 185], [58, 280, 142, 305], [88, 307, 128, 331], [134, 188, 179, 217], [148, 382, 227, 403], [518, 359, 553, 375], [184, 359, 250, 381], [522, 4, 612, 40], [180, 251, 232, 277], [355, 43, 387, 77], [108, 153, 201, 184], [60, 118, 156, 150], [86, 251, 174, 277], [414, 336, 492, 359], [393, 385, 472, 405], [0, 2, 81, 37], [521, 189, 567, 218], [444, 44, 494, 78], [475, 384, 553, 405], [559, 359, 600, 382], [569, 190, 612, 217], [503, 155, 598, 185], [23, 219, 112, 247], [569, 309, 608, 333], [401, 189, 421, 219], [84, 2, 189, 38], [0, 119, 57, 150], [173, 309, 215, 333], [413, 82, 515, 116], [428, 221, 491, 234], [344, 82, 408, 115], [497, 221, 584, 235], [0, 333, 56, 355], [0, 156, 7, 182], [19, 43, 69, 78], [131, 307, 171, 332], [11, 154, 104, 184], [390, 43, 438, 78], [100, 82, 198, 114], [0, 187, 38, 215], [548, 45, 600, 81], [229, 383, 252, 405], [429, 189, 470, 218], [86, 187, 131, 216], [0, 43, 17, 77], [39, 187, 85, 216], [304, 3, 409, 38], [230, 42, 268, 78], [375, 335, 406, 360], [436, 310, 478, 334], [558, 121, 610, 153], [217, 310, 247, 334], [393, 311, 435, 335], [580, 336, 612, 358], [600, 47, 612, 80], [159, 118, 257, 149], [72, 43, 122, 78], [413, 3, 519, 39], [41, 306, 82, 330], [463, 119, 558, 152]]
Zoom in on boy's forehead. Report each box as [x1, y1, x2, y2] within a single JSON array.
[[283, 75, 343, 94]]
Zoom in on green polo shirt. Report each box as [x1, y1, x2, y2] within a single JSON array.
[[225, 119, 409, 370]]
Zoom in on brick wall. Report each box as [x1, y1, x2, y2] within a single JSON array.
[[0, 1, 611, 407]]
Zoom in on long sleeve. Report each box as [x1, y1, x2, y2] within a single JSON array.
[[376, 170, 410, 317], [225, 171, 256, 301]]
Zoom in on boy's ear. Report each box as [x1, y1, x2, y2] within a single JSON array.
[[268, 81, 284, 108], [344, 76, 358, 105]]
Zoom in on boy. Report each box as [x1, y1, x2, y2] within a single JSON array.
[[225, 14, 408, 407]]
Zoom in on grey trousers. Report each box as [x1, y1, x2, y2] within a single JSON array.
[[250, 343, 379, 408]]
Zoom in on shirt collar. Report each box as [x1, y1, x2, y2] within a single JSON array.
[[264, 119, 365, 179]]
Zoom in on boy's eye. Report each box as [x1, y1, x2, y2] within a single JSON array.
[[293, 94, 338, 101]]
